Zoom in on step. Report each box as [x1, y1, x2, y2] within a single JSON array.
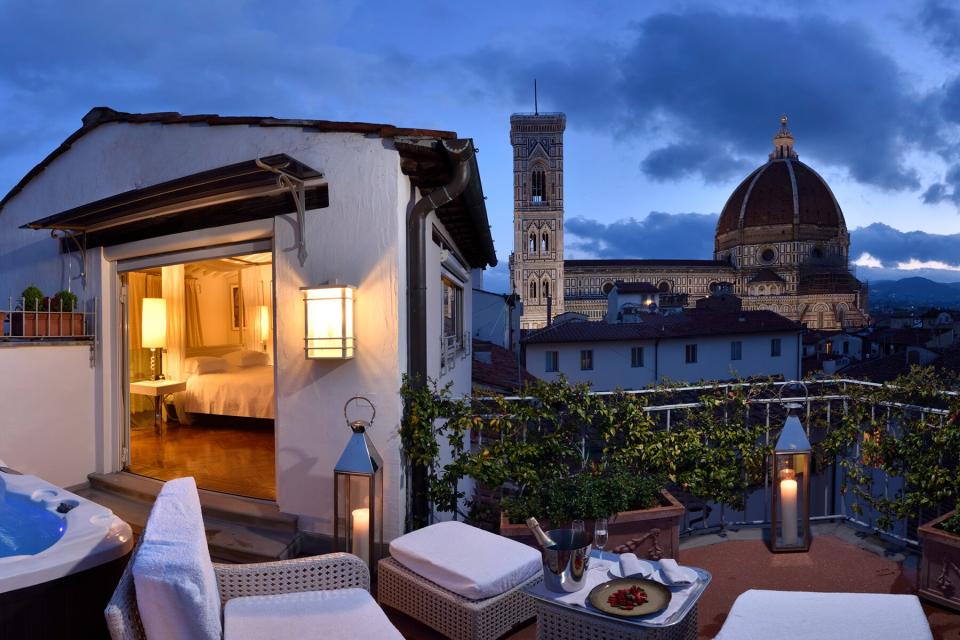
[[87, 472, 298, 534], [75, 485, 300, 564]]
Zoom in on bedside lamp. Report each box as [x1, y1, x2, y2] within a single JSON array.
[[142, 298, 167, 380], [258, 304, 270, 352]]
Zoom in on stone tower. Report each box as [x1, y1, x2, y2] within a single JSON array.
[[509, 111, 566, 330]]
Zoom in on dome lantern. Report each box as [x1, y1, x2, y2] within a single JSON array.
[[770, 115, 798, 160]]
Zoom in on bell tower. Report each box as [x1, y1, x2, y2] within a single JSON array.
[[509, 109, 566, 330]]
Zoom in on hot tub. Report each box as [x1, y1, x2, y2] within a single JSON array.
[[0, 462, 134, 638]]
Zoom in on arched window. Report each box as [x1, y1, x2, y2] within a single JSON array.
[[531, 168, 546, 204], [657, 281, 671, 293], [529, 232, 537, 254], [529, 280, 538, 301], [542, 278, 551, 299], [541, 231, 550, 253]]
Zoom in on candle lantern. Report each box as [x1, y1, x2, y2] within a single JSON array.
[[333, 396, 383, 573], [769, 399, 812, 553]]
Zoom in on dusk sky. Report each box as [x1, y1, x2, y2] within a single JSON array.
[[2, 0, 960, 292]]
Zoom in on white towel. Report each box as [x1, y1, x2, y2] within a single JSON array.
[[619, 553, 653, 578], [659, 558, 697, 586]]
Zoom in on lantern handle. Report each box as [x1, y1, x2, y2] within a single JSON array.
[[776, 380, 809, 407], [344, 396, 376, 428]]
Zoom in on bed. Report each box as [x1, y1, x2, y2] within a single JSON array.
[[176, 346, 275, 421]]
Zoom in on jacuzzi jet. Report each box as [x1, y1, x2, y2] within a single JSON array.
[[56, 502, 77, 514]]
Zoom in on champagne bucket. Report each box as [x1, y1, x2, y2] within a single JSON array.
[[541, 529, 593, 593]]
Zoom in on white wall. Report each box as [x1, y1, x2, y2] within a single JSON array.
[[0, 121, 482, 541], [526, 331, 801, 391], [473, 288, 512, 349], [0, 345, 97, 487]]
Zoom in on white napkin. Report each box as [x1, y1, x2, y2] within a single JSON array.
[[658, 558, 696, 586], [619, 553, 653, 578]]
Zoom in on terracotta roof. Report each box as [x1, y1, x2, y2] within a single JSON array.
[[614, 282, 660, 294], [838, 355, 912, 383], [749, 269, 786, 283], [716, 158, 844, 235], [565, 259, 731, 269], [869, 327, 937, 346], [0, 107, 456, 212], [472, 340, 538, 392], [522, 310, 801, 345]]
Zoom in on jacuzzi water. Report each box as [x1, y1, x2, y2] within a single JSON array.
[[0, 488, 67, 557]]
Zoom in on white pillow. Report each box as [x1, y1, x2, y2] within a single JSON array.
[[223, 349, 269, 368], [133, 477, 222, 640], [184, 356, 229, 375]]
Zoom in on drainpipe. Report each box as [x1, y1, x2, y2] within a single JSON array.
[[405, 139, 474, 530]]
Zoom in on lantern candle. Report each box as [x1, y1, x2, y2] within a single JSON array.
[[779, 468, 798, 546], [352, 507, 370, 565]]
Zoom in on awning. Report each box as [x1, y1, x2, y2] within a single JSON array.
[[23, 154, 327, 251]]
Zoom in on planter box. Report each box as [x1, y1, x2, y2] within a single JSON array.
[[500, 489, 685, 561], [0, 311, 5, 337], [10, 311, 85, 337], [919, 510, 960, 612]]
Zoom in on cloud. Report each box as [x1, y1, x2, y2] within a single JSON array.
[[920, 0, 960, 58], [921, 163, 960, 206], [465, 9, 940, 192], [850, 223, 960, 269], [853, 252, 884, 269], [895, 258, 960, 272], [565, 212, 719, 259]]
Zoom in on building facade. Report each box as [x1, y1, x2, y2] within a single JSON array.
[[510, 114, 869, 331]]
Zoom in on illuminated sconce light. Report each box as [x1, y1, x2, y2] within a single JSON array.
[[302, 284, 355, 359], [141, 298, 167, 380]]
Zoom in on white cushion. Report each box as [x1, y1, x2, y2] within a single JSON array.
[[388, 520, 542, 600], [223, 589, 403, 640], [714, 589, 932, 640], [132, 477, 222, 640], [184, 356, 229, 375], [223, 349, 269, 368]]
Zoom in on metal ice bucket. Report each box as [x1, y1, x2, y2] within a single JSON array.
[[541, 529, 593, 593]]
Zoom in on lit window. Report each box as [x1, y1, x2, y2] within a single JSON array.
[[580, 350, 593, 370], [771, 338, 782, 357], [685, 344, 698, 364], [545, 351, 559, 372], [442, 277, 463, 353], [731, 341, 742, 361], [631, 347, 644, 368]]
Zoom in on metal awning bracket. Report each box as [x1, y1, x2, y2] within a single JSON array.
[[256, 157, 322, 267], [51, 229, 87, 289]]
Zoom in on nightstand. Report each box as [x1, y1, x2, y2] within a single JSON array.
[[130, 379, 187, 432]]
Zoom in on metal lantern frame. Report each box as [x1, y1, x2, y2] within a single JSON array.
[[769, 382, 812, 553], [333, 396, 384, 574], [302, 284, 355, 360]]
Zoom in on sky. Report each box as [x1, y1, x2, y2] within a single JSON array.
[[1, 0, 960, 292]]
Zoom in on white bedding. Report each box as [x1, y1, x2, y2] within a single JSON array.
[[181, 364, 275, 419]]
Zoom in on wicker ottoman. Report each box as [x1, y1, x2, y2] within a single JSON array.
[[534, 598, 698, 640], [377, 556, 541, 640]]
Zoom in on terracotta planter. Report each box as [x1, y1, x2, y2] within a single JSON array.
[[919, 510, 960, 611], [10, 311, 85, 337], [500, 489, 685, 561], [0, 311, 5, 337]]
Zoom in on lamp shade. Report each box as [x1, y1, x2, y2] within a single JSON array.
[[302, 285, 355, 359], [141, 298, 167, 349], [258, 305, 270, 342]]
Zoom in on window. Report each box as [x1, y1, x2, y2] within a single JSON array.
[[542, 278, 551, 300], [631, 346, 644, 368], [529, 233, 537, 254], [761, 248, 776, 263], [685, 344, 698, 364], [531, 169, 546, 204], [580, 350, 593, 370], [730, 341, 742, 361], [771, 338, 782, 357], [541, 231, 549, 252], [442, 277, 464, 352], [545, 351, 559, 373], [842, 341, 849, 355], [529, 281, 538, 301]]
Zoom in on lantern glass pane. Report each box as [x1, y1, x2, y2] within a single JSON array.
[[773, 451, 810, 550], [304, 286, 354, 359]]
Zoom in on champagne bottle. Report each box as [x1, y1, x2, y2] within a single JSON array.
[[525, 517, 557, 549]]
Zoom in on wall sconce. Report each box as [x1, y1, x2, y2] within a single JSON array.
[[302, 284, 355, 359], [142, 297, 167, 380]]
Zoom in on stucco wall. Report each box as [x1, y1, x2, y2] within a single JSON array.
[[0, 344, 98, 487], [0, 120, 480, 540], [526, 331, 800, 391]]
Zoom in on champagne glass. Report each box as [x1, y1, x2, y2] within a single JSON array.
[[571, 519, 585, 536], [594, 517, 609, 563]]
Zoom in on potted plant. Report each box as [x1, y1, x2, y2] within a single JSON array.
[[10, 286, 84, 337], [919, 509, 960, 611], [498, 466, 685, 560], [49, 290, 85, 336]]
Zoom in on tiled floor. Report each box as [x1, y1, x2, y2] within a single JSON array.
[[384, 522, 960, 640], [128, 412, 275, 500]]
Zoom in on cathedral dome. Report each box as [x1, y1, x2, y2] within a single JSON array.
[[715, 118, 846, 251]]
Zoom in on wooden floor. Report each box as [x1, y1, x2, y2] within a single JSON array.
[[128, 412, 276, 500]]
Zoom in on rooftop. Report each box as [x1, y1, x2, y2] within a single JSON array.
[[565, 258, 731, 269]]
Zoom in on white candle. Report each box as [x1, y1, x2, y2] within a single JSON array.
[[780, 477, 798, 546], [352, 508, 370, 565]]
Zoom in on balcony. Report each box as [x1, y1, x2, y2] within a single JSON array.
[[395, 376, 960, 638]]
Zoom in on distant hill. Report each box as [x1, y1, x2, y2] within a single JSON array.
[[867, 277, 960, 310]]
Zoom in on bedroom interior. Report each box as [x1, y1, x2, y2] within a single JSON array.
[[124, 251, 276, 500]]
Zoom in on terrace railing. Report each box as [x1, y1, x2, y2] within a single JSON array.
[[1, 296, 97, 342]]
